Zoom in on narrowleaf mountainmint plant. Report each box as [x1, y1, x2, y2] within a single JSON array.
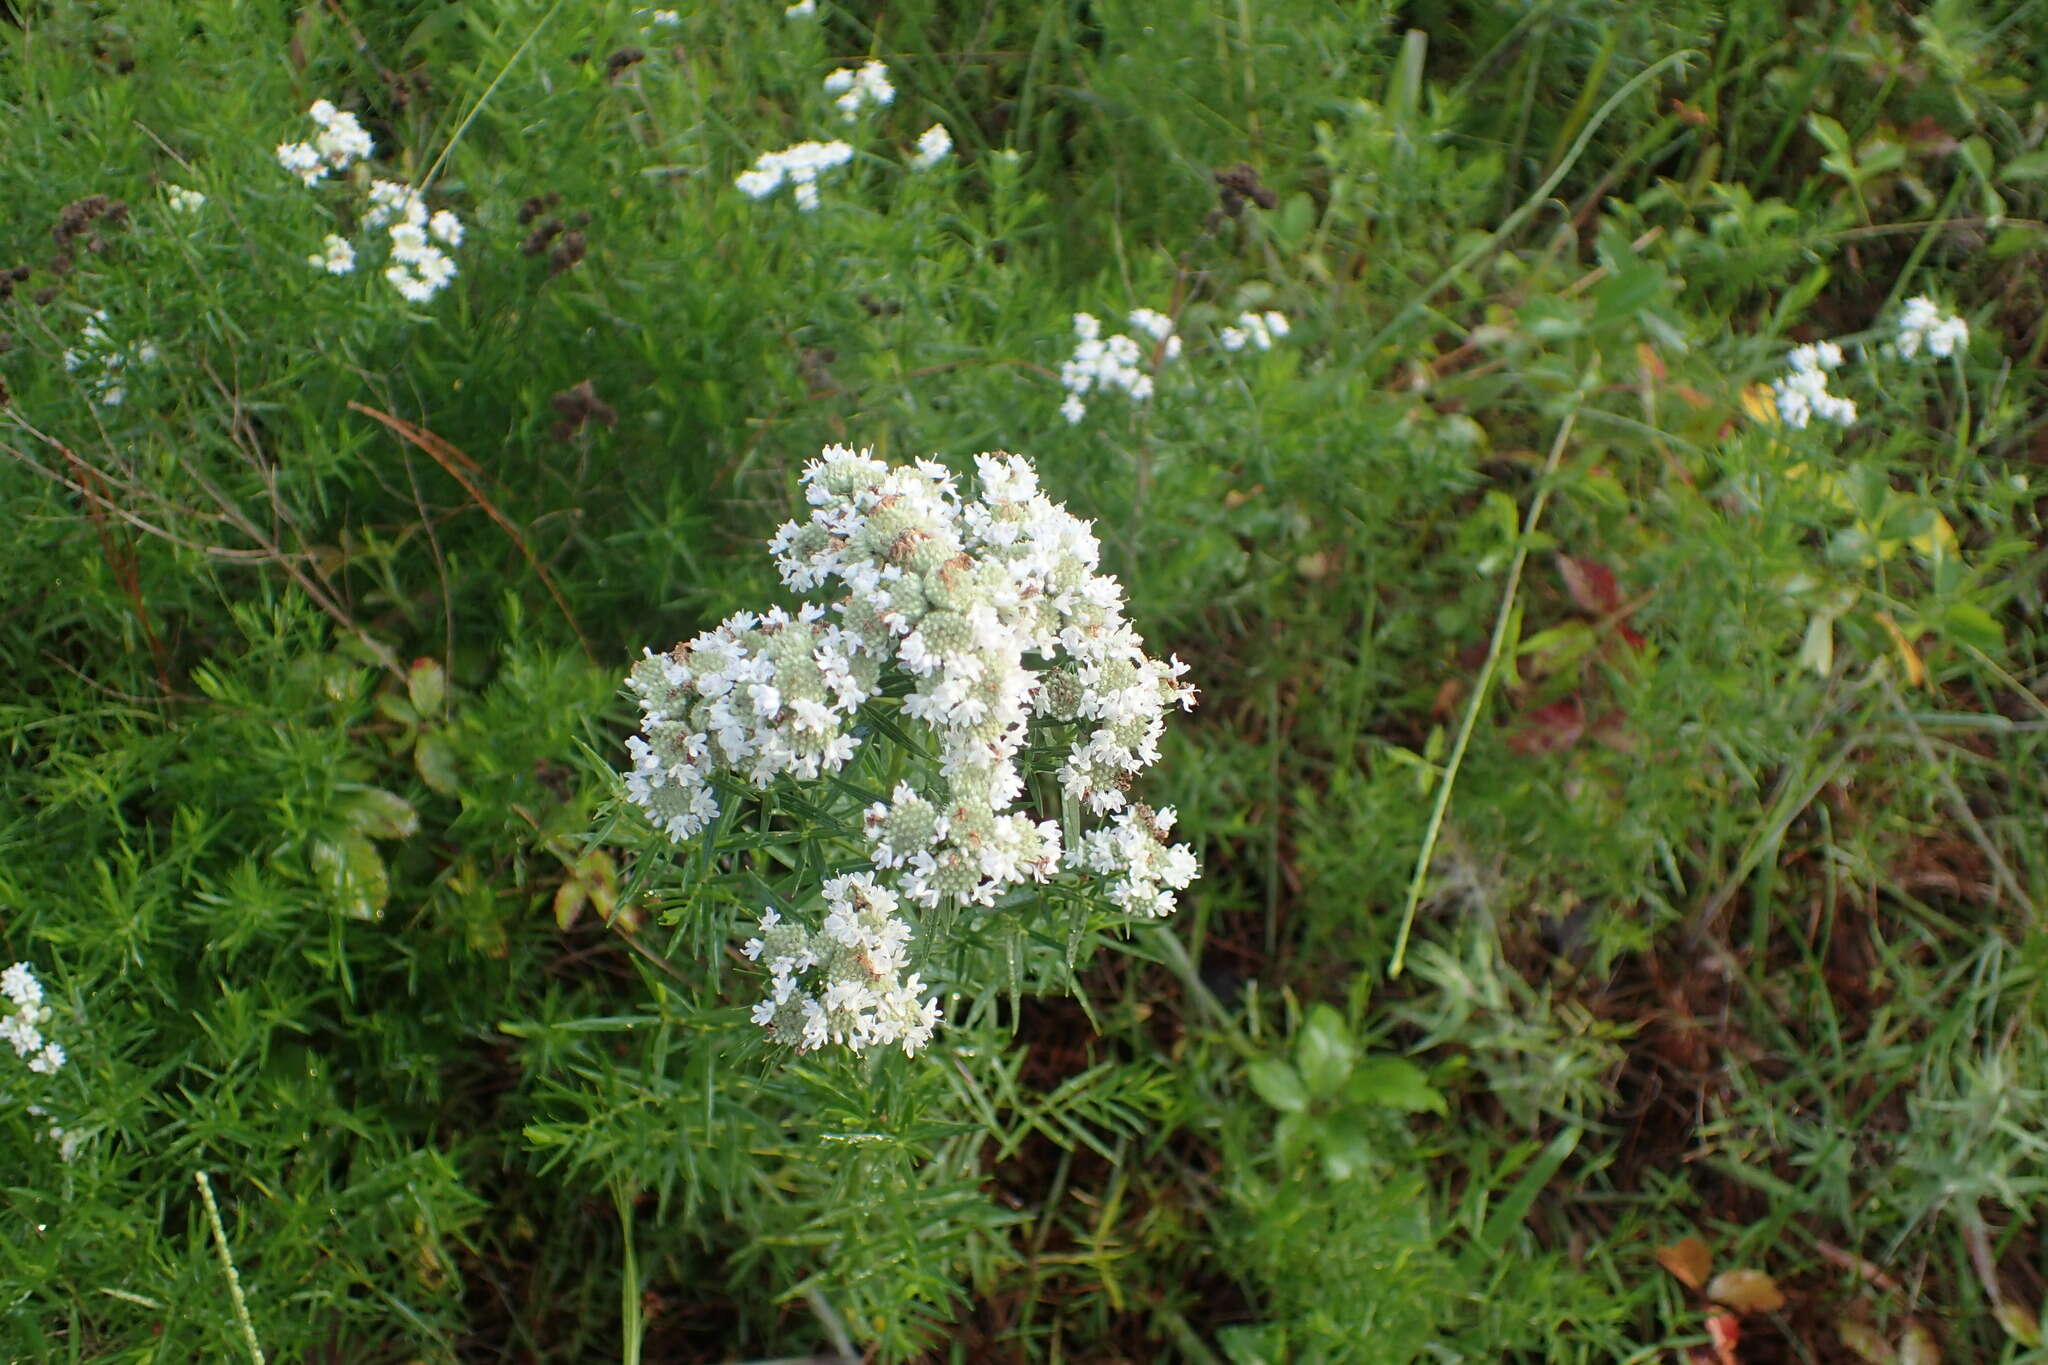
[[620, 447, 1199, 1057]]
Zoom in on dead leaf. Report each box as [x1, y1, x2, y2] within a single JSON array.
[[1558, 554, 1625, 617], [1431, 677, 1465, 721], [1507, 697, 1585, 756], [1708, 1268, 1787, 1314], [1874, 612, 1927, 689], [1708, 1312, 1742, 1365], [1897, 1322, 1940, 1365], [1836, 1318, 1897, 1364], [1656, 1236, 1713, 1291]]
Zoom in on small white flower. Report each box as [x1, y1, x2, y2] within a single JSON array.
[[308, 98, 339, 127], [1218, 326, 1246, 352], [786, 0, 817, 14], [165, 185, 207, 213], [734, 139, 854, 207], [309, 234, 356, 275], [3, 963, 44, 1008], [1896, 295, 1969, 361], [1060, 393, 1087, 424], [428, 210, 464, 247], [910, 123, 953, 170], [1128, 307, 1174, 342], [365, 179, 424, 229], [649, 7, 681, 24], [389, 222, 431, 262], [826, 59, 894, 121], [276, 140, 326, 186]]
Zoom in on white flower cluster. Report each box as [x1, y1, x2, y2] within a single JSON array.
[[3, 963, 65, 1077], [1071, 805, 1200, 918], [25, 1103, 83, 1163], [620, 446, 1199, 1056], [741, 877, 942, 1056], [623, 600, 876, 842], [1219, 309, 1290, 353], [735, 139, 856, 210], [1896, 295, 1968, 360], [274, 102, 464, 303], [165, 185, 207, 214], [365, 180, 463, 302], [1773, 340, 1857, 430], [1059, 310, 1182, 424], [910, 123, 953, 170], [310, 233, 355, 275], [824, 59, 895, 121], [62, 309, 159, 408], [274, 98, 373, 187]]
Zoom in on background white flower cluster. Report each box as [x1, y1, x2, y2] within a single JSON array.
[[621, 447, 1198, 1057], [1895, 295, 1969, 360], [733, 56, 951, 211], [3, 962, 66, 1076], [61, 309, 158, 408], [1058, 310, 1182, 424], [275, 99, 465, 303], [1773, 340, 1856, 430], [1769, 296, 1973, 431]]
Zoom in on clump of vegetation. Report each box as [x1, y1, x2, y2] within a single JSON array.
[[5, 1, 2047, 1361]]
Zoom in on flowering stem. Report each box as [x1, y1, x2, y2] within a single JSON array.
[[195, 1171, 267, 1365], [1388, 407, 1577, 979]]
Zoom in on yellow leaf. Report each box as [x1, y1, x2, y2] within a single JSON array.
[[1707, 1267, 1787, 1313], [1655, 1236, 1713, 1290], [1740, 383, 1778, 425], [1875, 612, 1927, 689], [1909, 512, 1957, 562]]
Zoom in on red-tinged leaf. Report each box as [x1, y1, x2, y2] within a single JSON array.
[[1656, 1236, 1713, 1290], [1619, 622, 1648, 650], [1637, 341, 1669, 383], [1588, 709, 1637, 753], [1508, 698, 1585, 755], [1708, 1268, 1787, 1313], [1709, 1312, 1742, 1365], [1558, 554, 1625, 616]]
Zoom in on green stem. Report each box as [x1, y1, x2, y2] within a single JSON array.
[[1389, 408, 1578, 978], [613, 1180, 644, 1365]]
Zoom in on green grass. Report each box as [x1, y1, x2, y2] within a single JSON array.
[[5, 0, 2048, 1360]]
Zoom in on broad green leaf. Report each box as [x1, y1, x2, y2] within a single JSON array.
[[1939, 603, 2003, 652], [415, 731, 461, 794], [1317, 1115, 1375, 1182], [1346, 1056, 1445, 1114], [407, 657, 448, 719], [2001, 148, 2048, 181], [1248, 1058, 1309, 1114], [312, 833, 389, 921], [1296, 1005, 1357, 1099], [345, 787, 420, 841]]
